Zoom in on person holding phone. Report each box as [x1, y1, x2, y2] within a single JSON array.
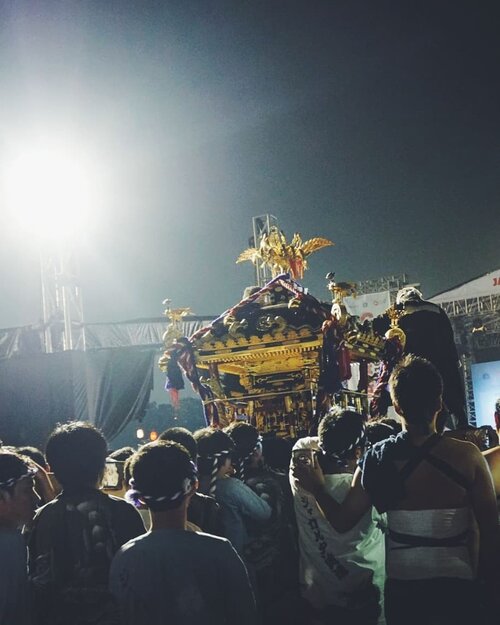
[[290, 410, 386, 625], [294, 356, 499, 625]]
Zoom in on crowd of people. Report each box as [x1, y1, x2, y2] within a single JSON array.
[[1, 355, 499, 625]]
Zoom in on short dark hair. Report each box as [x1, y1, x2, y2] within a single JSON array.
[[389, 355, 443, 425], [46, 422, 107, 490], [224, 422, 261, 480], [318, 408, 366, 461], [128, 441, 196, 511], [261, 436, 293, 472], [0, 451, 32, 495], [16, 446, 48, 470], [108, 446, 136, 462], [159, 427, 197, 461], [193, 428, 234, 476], [224, 422, 259, 460], [365, 421, 396, 446]]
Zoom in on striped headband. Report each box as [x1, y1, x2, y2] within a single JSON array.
[[0, 466, 37, 490], [320, 425, 366, 462], [125, 461, 197, 507], [199, 450, 232, 460], [241, 436, 263, 462]]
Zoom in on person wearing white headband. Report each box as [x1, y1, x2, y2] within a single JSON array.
[[110, 440, 258, 625], [290, 408, 386, 625], [194, 427, 271, 557]]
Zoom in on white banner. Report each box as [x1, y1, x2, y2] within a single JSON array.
[[431, 269, 500, 304], [344, 290, 390, 322]]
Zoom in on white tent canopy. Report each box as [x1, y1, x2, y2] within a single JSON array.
[[430, 269, 500, 305]]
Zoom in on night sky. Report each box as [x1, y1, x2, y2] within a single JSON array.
[[0, 1, 499, 329]]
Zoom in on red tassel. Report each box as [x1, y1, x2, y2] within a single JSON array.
[[169, 388, 180, 409], [338, 345, 352, 381]]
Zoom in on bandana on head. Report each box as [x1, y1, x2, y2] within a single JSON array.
[[0, 466, 37, 491], [320, 425, 366, 467], [125, 461, 198, 508]]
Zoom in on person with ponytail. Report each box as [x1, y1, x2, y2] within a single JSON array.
[[110, 441, 257, 625], [193, 427, 271, 557], [290, 408, 386, 625]]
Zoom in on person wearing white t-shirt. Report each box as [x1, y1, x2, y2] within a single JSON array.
[[290, 409, 386, 625]]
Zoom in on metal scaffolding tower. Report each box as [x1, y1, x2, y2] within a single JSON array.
[[442, 294, 500, 425], [40, 246, 86, 353], [354, 273, 411, 302], [251, 214, 279, 287]]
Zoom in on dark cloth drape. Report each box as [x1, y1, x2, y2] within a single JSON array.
[[74, 348, 154, 440], [0, 348, 154, 448]]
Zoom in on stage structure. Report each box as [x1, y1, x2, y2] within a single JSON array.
[[251, 214, 279, 287], [40, 246, 86, 353], [353, 274, 410, 301], [430, 269, 500, 425]]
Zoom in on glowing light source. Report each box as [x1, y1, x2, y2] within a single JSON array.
[[149, 430, 158, 442], [2, 143, 94, 240], [136, 428, 145, 439]]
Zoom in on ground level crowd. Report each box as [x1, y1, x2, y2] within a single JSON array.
[[1, 355, 499, 625]]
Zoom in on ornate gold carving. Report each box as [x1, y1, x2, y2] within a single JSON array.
[[386, 306, 407, 348], [326, 274, 356, 330], [161, 299, 192, 347], [236, 227, 333, 280]]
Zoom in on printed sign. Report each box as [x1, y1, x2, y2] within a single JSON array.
[[344, 291, 391, 322]]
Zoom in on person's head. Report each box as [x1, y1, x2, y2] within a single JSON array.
[[365, 421, 397, 446], [225, 422, 262, 480], [108, 446, 136, 463], [159, 427, 197, 461], [389, 355, 443, 429], [126, 441, 197, 513], [318, 408, 366, 471], [15, 446, 48, 470], [396, 286, 423, 306], [46, 421, 107, 491], [193, 428, 234, 496], [377, 416, 403, 435], [261, 436, 293, 473], [0, 452, 39, 529]]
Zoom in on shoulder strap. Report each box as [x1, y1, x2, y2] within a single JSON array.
[[424, 455, 472, 490], [398, 434, 471, 490], [398, 434, 442, 484]]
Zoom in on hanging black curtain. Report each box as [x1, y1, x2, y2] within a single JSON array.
[[0, 352, 76, 448], [74, 347, 154, 440], [0, 348, 154, 448]]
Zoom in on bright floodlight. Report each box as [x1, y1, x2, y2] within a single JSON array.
[[3, 144, 93, 240]]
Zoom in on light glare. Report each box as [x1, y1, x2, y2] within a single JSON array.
[[2, 145, 94, 240]]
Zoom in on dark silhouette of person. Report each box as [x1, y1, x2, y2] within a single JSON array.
[[373, 287, 467, 429]]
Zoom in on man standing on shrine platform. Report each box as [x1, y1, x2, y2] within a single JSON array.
[[373, 286, 467, 429]]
